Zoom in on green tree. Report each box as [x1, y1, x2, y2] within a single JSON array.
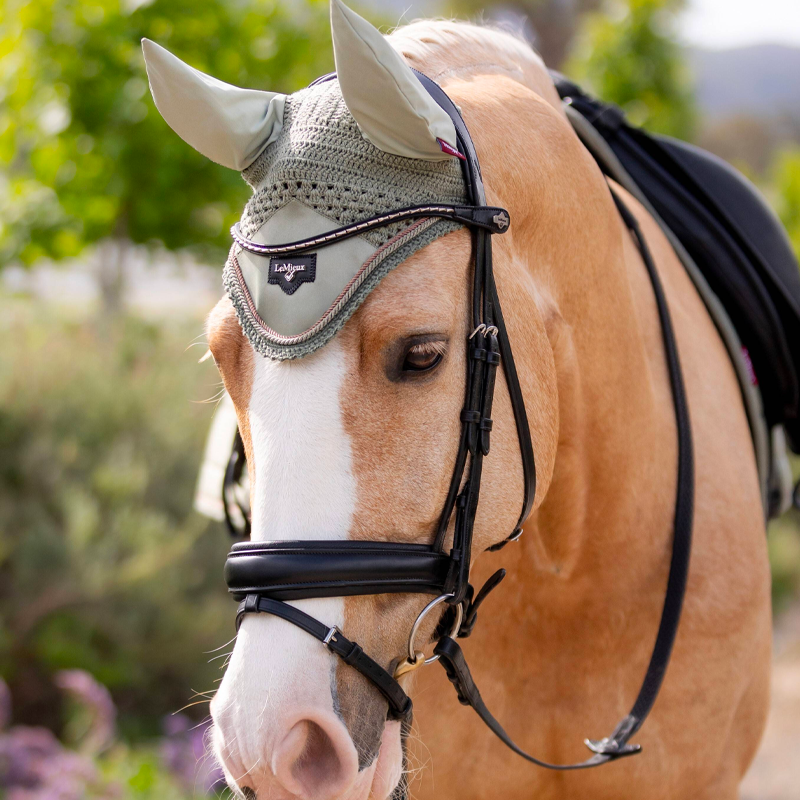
[[0, 0, 332, 273], [566, 0, 695, 139], [773, 147, 800, 261]]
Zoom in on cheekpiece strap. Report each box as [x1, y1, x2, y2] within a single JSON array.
[[411, 68, 536, 606]]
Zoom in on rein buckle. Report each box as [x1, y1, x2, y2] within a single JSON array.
[[323, 625, 342, 648], [584, 737, 642, 759]]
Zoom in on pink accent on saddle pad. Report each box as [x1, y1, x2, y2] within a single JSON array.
[[741, 346, 758, 386], [438, 138, 466, 160]]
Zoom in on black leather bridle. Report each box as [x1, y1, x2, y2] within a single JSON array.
[[223, 72, 694, 774]]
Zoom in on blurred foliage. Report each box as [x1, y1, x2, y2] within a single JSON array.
[[698, 116, 778, 180], [0, 302, 231, 734], [773, 147, 800, 261], [769, 512, 800, 614], [0, 0, 333, 268], [98, 745, 212, 800], [566, 0, 696, 139], [447, 0, 604, 70], [698, 114, 800, 181]]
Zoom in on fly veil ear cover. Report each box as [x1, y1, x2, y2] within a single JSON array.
[[141, 39, 286, 171], [328, 0, 458, 160], [142, 0, 468, 360]]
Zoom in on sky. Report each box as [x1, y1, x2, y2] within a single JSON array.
[[680, 0, 800, 49]]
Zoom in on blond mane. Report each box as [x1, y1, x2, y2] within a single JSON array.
[[388, 18, 564, 114]]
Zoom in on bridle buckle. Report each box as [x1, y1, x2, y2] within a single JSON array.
[[323, 625, 341, 648]]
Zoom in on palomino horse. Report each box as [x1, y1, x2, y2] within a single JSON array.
[[145, 4, 771, 798]]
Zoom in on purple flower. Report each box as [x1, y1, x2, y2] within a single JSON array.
[[0, 674, 122, 800], [160, 715, 226, 794], [0, 726, 63, 788], [0, 725, 102, 800], [0, 725, 122, 800], [54, 670, 116, 754], [0, 678, 11, 731]]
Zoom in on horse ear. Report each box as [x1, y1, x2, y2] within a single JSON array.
[[329, 0, 458, 161], [141, 39, 285, 171]]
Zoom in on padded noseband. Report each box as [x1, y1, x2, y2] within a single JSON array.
[[225, 540, 451, 601]]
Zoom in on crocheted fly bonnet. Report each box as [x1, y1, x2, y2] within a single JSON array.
[[142, 0, 469, 359]]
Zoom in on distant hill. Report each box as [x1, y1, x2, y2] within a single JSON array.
[[689, 44, 800, 120]]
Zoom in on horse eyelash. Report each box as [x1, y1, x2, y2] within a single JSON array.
[[408, 340, 447, 356]]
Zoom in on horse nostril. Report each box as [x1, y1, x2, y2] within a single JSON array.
[[294, 722, 340, 787], [241, 789, 256, 800], [272, 716, 359, 800]]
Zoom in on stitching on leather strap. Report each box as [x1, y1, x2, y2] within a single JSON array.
[[228, 578, 447, 590]]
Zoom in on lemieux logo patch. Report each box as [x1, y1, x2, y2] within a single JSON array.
[[268, 254, 317, 295]]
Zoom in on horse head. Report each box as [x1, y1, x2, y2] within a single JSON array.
[[142, 2, 773, 799], [143, 4, 566, 797]]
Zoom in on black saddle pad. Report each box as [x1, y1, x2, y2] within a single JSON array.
[[552, 74, 800, 451]]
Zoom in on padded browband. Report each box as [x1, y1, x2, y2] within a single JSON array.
[[225, 540, 450, 601]]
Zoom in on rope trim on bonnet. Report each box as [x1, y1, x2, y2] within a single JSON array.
[[224, 217, 460, 360]]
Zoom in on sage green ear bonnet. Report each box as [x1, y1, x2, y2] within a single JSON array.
[[142, 0, 467, 360], [229, 80, 466, 359]]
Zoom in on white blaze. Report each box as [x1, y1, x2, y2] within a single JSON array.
[[212, 339, 356, 780], [248, 338, 356, 541]]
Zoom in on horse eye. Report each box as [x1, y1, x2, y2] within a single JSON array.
[[402, 346, 443, 373]]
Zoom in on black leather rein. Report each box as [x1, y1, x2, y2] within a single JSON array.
[[224, 70, 694, 773]]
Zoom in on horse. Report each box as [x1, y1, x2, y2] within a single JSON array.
[[144, 4, 772, 798]]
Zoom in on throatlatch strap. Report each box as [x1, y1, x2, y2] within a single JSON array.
[[431, 188, 694, 769], [487, 271, 537, 541], [236, 595, 413, 722]]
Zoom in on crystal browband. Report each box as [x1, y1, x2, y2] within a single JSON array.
[[231, 203, 510, 256]]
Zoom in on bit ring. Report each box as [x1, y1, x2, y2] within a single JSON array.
[[407, 593, 463, 665]]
